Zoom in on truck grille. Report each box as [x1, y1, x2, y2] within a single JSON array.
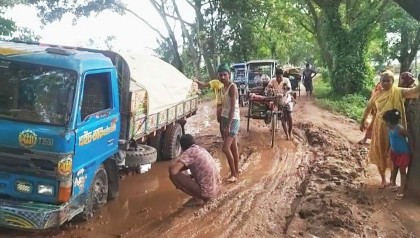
[[0, 155, 56, 177]]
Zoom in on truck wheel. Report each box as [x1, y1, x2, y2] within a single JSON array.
[[125, 144, 158, 168], [148, 130, 165, 161], [162, 123, 183, 160], [79, 165, 108, 221]]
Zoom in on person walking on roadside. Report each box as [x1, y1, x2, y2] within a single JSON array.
[[193, 77, 224, 137], [169, 134, 221, 207], [360, 70, 420, 189], [218, 64, 241, 183], [302, 63, 317, 98]]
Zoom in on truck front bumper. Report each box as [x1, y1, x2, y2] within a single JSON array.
[[0, 199, 71, 230]]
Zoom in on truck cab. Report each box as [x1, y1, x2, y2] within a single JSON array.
[[0, 41, 198, 229]]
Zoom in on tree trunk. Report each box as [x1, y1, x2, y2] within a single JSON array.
[[319, 1, 371, 95], [400, 59, 412, 73], [303, 0, 333, 73], [150, 0, 183, 72], [193, 0, 216, 79], [398, 28, 420, 74], [172, 0, 201, 79], [406, 98, 420, 197], [314, 33, 333, 73]]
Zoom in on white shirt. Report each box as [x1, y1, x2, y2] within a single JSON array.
[[268, 77, 292, 93]]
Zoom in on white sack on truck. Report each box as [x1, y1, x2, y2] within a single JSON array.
[[121, 53, 195, 115]]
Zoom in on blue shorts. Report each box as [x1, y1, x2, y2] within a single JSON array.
[[221, 117, 240, 136]]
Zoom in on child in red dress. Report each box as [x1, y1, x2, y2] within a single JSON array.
[[383, 109, 410, 200]]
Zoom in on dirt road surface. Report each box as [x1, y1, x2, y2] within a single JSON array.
[[1, 92, 420, 238]]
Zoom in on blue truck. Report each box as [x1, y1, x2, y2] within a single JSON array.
[[0, 41, 198, 229], [231, 63, 248, 107]]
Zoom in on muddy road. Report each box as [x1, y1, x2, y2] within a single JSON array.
[[1, 94, 418, 238]]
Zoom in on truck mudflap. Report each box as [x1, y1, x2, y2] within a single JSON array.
[[0, 199, 77, 230]]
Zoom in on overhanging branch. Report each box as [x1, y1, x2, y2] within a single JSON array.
[[164, 12, 195, 27], [110, 1, 167, 40]]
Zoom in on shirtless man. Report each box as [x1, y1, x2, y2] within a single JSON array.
[[302, 63, 317, 98]]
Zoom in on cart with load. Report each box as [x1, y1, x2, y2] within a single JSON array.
[[284, 67, 301, 97]]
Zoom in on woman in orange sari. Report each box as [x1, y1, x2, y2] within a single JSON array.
[[360, 71, 420, 188], [358, 82, 382, 144]]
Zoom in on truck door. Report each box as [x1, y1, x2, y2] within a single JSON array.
[[73, 69, 119, 195]]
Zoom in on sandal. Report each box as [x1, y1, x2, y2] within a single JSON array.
[[395, 193, 404, 200]]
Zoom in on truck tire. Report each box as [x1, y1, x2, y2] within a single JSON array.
[[78, 165, 108, 221], [125, 144, 158, 167], [148, 130, 165, 161], [162, 123, 183, 160]]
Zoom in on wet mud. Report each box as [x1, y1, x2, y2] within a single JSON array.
[[0, 95, 417, 238]]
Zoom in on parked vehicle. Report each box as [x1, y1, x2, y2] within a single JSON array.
[[246, 60, 279, 89], [0, 41, 198, 230], [231, 63, 248, 107]]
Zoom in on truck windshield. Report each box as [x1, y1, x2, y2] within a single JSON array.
[[0, 60, 77, 126], [234, 69, 246, 82]]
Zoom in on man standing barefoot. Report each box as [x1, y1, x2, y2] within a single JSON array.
[[302, 63, 317, 99], [218, 64, 240, 183]]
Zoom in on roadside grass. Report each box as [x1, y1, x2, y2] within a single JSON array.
[[312, 78, 368, 121]]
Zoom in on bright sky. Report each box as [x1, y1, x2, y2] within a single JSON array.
[[4, 0, 194, 55]]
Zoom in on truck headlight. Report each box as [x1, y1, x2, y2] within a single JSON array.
[[16, 180, 33, 194], [38, 184, 54, 196]]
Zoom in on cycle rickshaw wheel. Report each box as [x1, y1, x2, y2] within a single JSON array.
[[271, 112, 277, 148]]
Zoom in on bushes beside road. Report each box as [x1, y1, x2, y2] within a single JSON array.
[[313, 77, 369, 121]]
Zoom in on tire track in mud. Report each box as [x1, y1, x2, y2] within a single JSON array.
[[131, 125, 315, 238], [220, 149, 289, 237]]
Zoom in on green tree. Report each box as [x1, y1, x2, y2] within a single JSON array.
[[302, 0, 391, 95], [382, 2, 420, 73], [11, 27, 41, 42], [0, 0, 26, 36]]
